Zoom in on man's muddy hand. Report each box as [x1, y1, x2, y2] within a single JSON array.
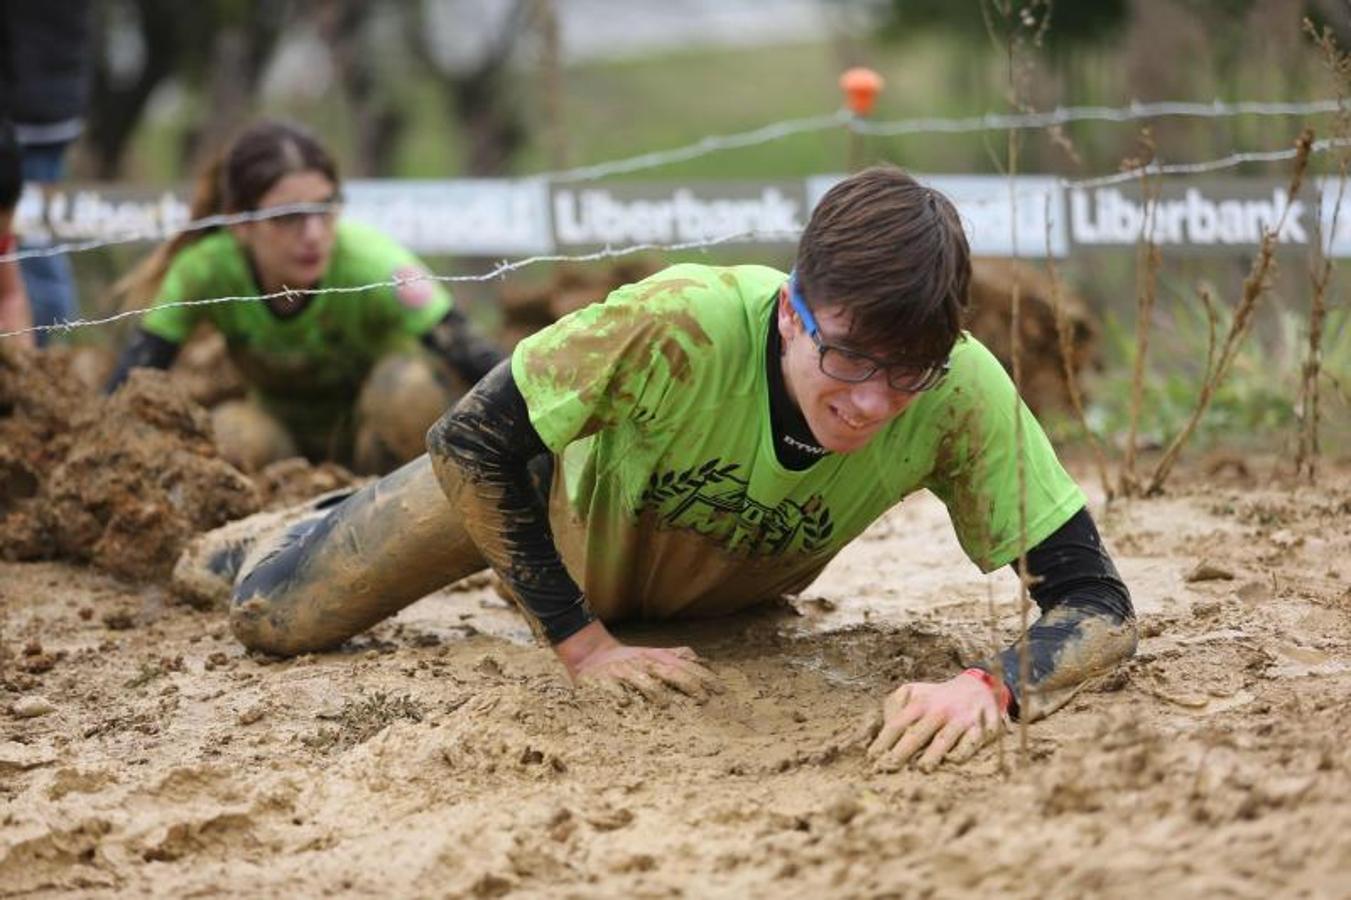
[[863, 671, 1007, 772], [554, 620, 723, 704]]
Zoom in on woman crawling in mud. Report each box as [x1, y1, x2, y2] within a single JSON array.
[[105, 118, 502, 474], [204, 166, 1137, 771]]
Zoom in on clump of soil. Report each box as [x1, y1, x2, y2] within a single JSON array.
[[0, 344, 101, 559], [0, 342, 260, 581], [965, 258, 1096, 413], [497, 259, 665, 348], [253, 457, 363, 509]]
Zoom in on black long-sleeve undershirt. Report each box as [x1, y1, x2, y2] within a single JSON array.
[[980, 507, 1136, 719], [427, 361, 593, 644], [420, 307, 505, 385]]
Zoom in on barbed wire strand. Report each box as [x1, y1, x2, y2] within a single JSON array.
[[5, 135, 1349, 343], [3, 97, 1344, 267], [852, 98, 1344, 137], [547, 98, 1342, 183], [0, 230, 800, 341], [0, 201, 341, 266]]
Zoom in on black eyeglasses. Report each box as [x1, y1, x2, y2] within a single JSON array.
[[787, 272, 950, 393]]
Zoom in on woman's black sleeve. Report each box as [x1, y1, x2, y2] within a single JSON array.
[[105, 328, 181, 393], [427, 360, 594, 644], [420, 307, 507, 386], [978, 506, 1137, 719]]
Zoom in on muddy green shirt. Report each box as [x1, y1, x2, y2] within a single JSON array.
[[141, 220, 451, 420], [512, 263, 1085, 622]]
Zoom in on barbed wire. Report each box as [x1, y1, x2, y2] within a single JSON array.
[[1008, 135, 1351, 202], [0, 200, 342, 266], [547, 111, 850, 183], [852, 98, 1344, 137], [0, 229, 800, 341], [3, 96, 1342, 268], [4, 127, 1349, 343], [545, 98, 1341, 183]]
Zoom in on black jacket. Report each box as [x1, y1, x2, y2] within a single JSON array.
[[0, 1, 93, 132]]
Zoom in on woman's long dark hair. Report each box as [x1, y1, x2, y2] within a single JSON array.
[[112, 119, 340, 310]]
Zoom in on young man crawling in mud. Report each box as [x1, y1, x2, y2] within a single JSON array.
[[211, 167, 1137, 772]]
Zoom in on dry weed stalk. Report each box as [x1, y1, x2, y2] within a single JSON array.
[[1296, 21, 1351, 482], [1146, 129, 1317, 495], [986, 579, 1008, 774], [982, 0, 1049, 767], [1119, 129, 1161, 498], [1042, 197, 1114, 501]]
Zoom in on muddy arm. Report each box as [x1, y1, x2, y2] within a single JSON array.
[[976, 507, 1138, 721], [106, 328, 180, 393], [426, 360, 595, 643], [420, 307, 507, 386]]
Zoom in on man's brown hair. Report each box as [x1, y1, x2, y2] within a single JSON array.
[[793, 166, 970, 366]]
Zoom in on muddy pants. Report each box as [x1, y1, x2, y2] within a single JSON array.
[[213, 354, 458, 475], [229, 455, 490, 655]]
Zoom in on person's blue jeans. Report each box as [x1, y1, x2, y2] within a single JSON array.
[[19, 141, 79, 346]]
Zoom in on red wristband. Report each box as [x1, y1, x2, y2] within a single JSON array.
[[0, 233, 15, 255], [962, 667, 1012, 713]]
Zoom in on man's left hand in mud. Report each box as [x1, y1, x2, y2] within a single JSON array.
[[864, 668, 1010, 772]]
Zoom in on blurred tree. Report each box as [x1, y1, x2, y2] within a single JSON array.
[[85, 0, 291, 178], [85, 0, 180, 178], [180, 1, 291, 170], [315, 0, 406, 176], [403, 0, 531, 176], [880, 0, 1131, 51]]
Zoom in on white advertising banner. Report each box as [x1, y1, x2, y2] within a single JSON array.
[[342, 178, 553, 256], [12, 175, 1351, 259], [806, 174, 1068, 257]]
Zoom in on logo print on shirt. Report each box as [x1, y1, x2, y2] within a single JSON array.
[[639, 458, 835, 556]]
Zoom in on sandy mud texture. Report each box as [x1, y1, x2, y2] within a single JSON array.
[[2, 454, 1347, 898]]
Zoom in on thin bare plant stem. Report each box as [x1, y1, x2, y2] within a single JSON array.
[[1198, 285, 1221, 390], [1043, 192, 1114, 501], [983, 0, 1049, 767], [1297, 20, 1351, 482], [987, 579, 1007, 774], [1121, 130, 1161, 498], [1146, 129, 1316, 495], [1299, 196, 1338, 482]]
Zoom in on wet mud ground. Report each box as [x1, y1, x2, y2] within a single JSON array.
[[2, 465, 1349, 898]]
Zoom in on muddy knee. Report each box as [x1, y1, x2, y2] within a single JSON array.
[[212, 400, 298, 472], [355, 355, 459, 473], [230, 456, 487, 656]]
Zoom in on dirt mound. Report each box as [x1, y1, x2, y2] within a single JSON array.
[[253, 457, 363, 509], [967, 258, 1096, 413], [498, 259, 666, 348], [0, 343, 261, 581], [0, 344, 102, 559]]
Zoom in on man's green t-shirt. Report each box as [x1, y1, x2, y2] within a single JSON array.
[[512, 263, 1085, 622], [142, 220, 451, 422]]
